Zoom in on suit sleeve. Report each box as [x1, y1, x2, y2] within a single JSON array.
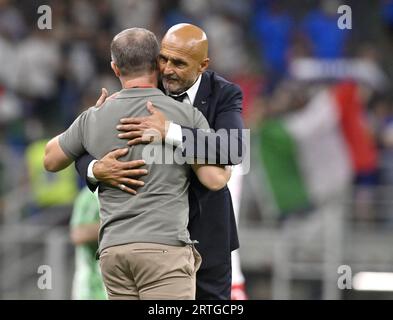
[[182, 83, 245, 165], [74, 152, 98, 192]]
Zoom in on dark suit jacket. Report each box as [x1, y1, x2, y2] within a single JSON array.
[[75, 70, 244, 269], [183, 70, 243, 269]]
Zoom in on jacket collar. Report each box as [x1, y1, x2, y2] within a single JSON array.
[[115, 87, 165, 99]]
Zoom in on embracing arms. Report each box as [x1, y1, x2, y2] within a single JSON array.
[[191, 164, 231, 191], [45, 110, 231, 192], [74, 82, 244, 193], [44, 136, 73, 172]]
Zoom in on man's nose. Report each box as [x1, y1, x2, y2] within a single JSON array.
[[163, 61, 175, 74]]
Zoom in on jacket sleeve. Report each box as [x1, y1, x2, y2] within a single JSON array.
[[182, 83, 245, 165], [75, 152, 98, 192]]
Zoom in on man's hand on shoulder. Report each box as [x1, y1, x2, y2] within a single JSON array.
[[95, 88, 119, 107], [93, 148, 148, 195], [117, 101, 169, 146]]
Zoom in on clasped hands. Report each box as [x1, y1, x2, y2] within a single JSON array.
[[92, 88, 169, 194]]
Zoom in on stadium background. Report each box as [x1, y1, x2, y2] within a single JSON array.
[[1, 0, 393, 299]]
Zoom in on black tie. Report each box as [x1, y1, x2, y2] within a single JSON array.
[[171, 92, 188, 102]]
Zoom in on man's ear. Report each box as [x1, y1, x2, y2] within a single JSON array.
[[111, 61, 121, 77], [199, 58, 210, 73]]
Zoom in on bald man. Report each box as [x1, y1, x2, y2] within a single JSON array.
[[159, 23, 209, 95], [75, 24, 245, 300]]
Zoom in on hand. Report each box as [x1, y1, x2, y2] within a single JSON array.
[[95, 88, 119, 107], [95, 88, 108, 107], [116, 101, 169, 146], [93, 148, 148, 195]]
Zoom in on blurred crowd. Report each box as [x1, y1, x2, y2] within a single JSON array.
[[1, 0, 393, 225]]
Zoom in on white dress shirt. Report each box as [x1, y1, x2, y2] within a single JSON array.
[[165, 74, 202, 147]]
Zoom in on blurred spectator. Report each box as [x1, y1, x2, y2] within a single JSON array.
[[0, 29, 15, 89], [301, 0, 350, 59], [369, 93, 393, 150], [111, 0, 157, 31], [0, 87, 22, 124], [14, 30, 61, 124], [368, 94, 393, 187], [203, 14, 249, 77], [26, 139, 77, 211], [71, 0, 99, 32], [381, 0, 393, 36], [0, 0, 26, 41], [253, 1, 294, 87], [160, 0, 207, 30], [70, 187, 106, 300], [231, 72, 264, 126]]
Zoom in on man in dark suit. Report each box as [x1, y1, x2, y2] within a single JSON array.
[[75, 23, 245, 300]]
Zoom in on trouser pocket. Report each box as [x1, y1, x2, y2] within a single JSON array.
[[189, 245, 202, 274]]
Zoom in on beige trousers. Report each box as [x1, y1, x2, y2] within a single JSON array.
[[99, 242, 201, 300]]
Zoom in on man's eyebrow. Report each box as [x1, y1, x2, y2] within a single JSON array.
[[171, 57, 187, 65], [159, 53, 187, 65]]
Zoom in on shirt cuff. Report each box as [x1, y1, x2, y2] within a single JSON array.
[[87, 159, 98, 184], [165, 122, 183, 148]]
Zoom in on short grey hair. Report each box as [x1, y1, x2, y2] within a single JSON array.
[[110, 28, 159, 77]]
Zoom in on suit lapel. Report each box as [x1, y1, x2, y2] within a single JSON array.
[[193, 72, 212, 116]]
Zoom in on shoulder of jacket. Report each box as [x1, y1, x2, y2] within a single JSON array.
[[205, 70, 238, 91]]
